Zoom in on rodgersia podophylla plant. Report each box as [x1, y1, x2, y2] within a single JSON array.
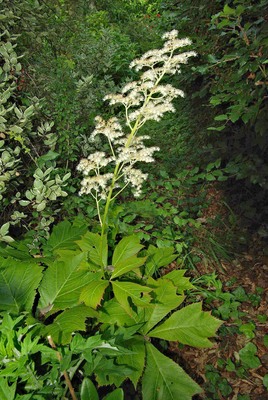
[[77, 30, 196, 234]]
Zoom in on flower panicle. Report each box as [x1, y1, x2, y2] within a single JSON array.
[[77, 30, 196, 210]]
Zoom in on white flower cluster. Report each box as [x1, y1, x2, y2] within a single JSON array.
[[77, 30, 196, 204]]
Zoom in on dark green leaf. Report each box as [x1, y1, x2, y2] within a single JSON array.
[[81, 377, 99, 400]]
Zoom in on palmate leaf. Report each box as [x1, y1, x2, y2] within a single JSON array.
[[76, 232, 108, 268], [43, 220, 87, 254], [112, 281, 153, 315], [142, 279, 184, 335], [142, 342, 202, 400], [38, 252, 98, 316], [43, 305, 97, 344], [148, 302, 223, 348], [80, 280, 109, 309], [0, 258, 43, 314]]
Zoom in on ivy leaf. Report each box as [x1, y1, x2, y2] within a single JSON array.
[[43, 220, 86, 254], [239, 343, 261, 369], [76, 232, 108, 268], [80, 280, 109, 309], [112, 236, 144, 267], [0, 258, 43, 314], [142, 279, 184, 334], [148, 302, 222, 348], [142, 342, 202, 400], [111, 256, 147, 279], [112, 281, 153, 315], [38, 253, 97, 316], [43, 305, 96, 344]]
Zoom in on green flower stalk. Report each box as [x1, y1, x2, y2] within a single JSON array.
[[77, 30, 196, 235]]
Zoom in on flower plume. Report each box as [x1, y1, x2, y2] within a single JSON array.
[[77, 30, 196, 225]]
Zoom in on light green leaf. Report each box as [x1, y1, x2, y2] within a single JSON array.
[[142, 279, 184, 334], [112, 236, 144, 267], [145, 246, 177, 276], [44, 220, 87, 254], [81, 377, 99, 400], [0, 378, 16, 400], [214, 114, 228, 121], [0, 258, 43, 314], [142, 342, 202, 400], [0, 222, 10, 236], [112, 281, 153, 315], [148, 302, 222, 348], [80, 280, 109, 309], [77, 232, 107, 267], [223, 4, 236, 15], [43, 305, 96, 344], [162, 270, 194, 293], [103, 388, 124, 400], [111, 256, 147, 279], [38, 253, 96, 315], [98, 299, 139, 326]]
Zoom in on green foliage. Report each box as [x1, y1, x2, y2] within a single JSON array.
[[0, 220, 222, 398], [0, 2, 72, 242]]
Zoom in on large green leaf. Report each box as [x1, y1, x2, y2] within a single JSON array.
[[43, 220, 87, 254], [111, 256, 146, 279], [95, 358, 134, 387], [112, 236, 143, 267], [43, 305, 96, 344], [142, 342, 202, 400], [142, 279, 184, 334], [112, 281, 153, 315], [98, 299, 139, 326], [80, 280, 109, 309], [76, 232, 107, 268], [117, 336, 145, 388], [148, 302, 222, 348], [38, 253, 98, 316], [0, 258, 43, 314]]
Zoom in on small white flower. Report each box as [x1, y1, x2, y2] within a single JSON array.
[[77, 30, 196, 206]]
